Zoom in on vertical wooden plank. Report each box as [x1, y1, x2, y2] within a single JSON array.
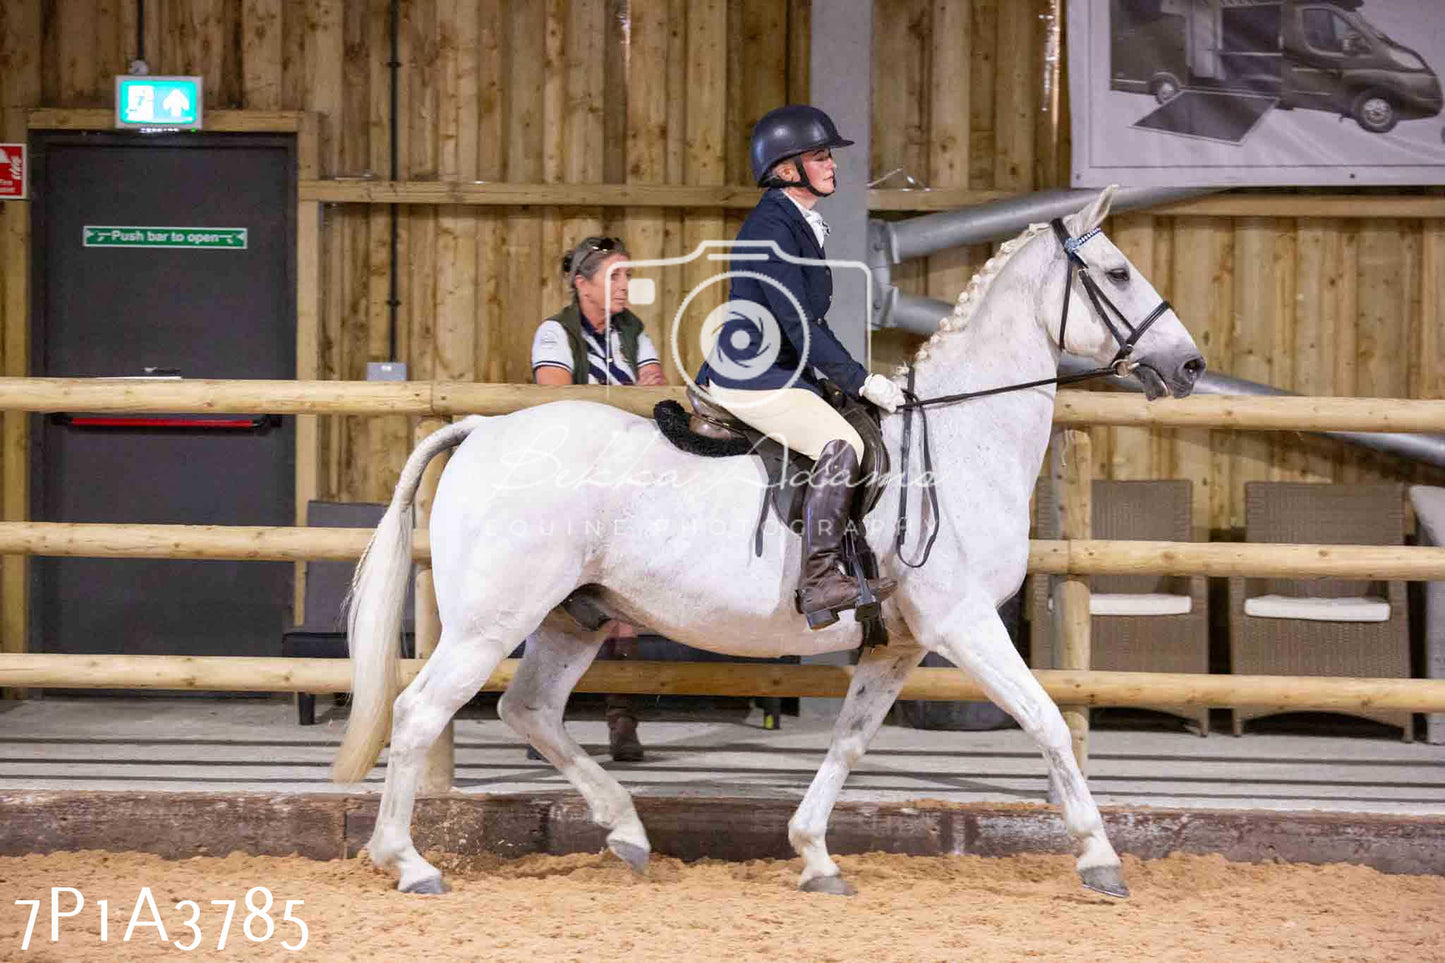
[[281, 0, 306, 109], [171, 0, 225, 110], [409, 205, 439, 385], [2, 109, 30, 680], [434, 0, 478, 389], [293, 114, 322, 623], [1170, 218, 1228, 540], [969, 0, 998, 190], [1332, 222, 1361, 482], [1, 1, 43, 110], [731, 0, 787, 186], [1268, 220, 1298, 482], [681, 0, 726, 376], [1350, 220, 1405, 485], [561, 0, 606, 283], [476, 0, 507, 384], [1285, 221, 1334, 483], [1109, 213, 1157, 481], [1231, 218, 1280, 530], [993, 0, 1036, 191], [242, 0, 284, 110], [413, 417, 453, 792], [601, 0, 628, 186], [1051, 429, 1092, 772], [787, 0, 810, 103], [537, 0, 568, 320], [625, 0, 673, 381], [505, 0, 546, 385], [872, 0, 927, 300], [58, 0, 99, 104], [306, 0, 345, 176], [93, 0, 124, 96], [1034, 0, 1066, 189], [1422, 224, 1445, 402], [924, 0, 972, 303]]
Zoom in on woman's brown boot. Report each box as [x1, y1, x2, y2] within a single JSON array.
[[798, 440, 896, 629]]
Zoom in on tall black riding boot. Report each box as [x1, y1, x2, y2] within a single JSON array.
[[798, 439, 897, 630]]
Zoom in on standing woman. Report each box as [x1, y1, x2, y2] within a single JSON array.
[[530, 236, 664, 761], [697, 105, 906, 629]]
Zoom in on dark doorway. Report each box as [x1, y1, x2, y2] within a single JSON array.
[[30, 132, 296, 666]]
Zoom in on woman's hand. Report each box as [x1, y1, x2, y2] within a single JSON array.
[[636, 362, 666, 386], [861, 373, 906, 413]]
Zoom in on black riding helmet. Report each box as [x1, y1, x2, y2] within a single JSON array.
[[750, 104, 854, 196]]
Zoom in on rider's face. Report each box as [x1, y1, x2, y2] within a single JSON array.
[[798, 149, 835, 193], [778, 148, 836, 194]]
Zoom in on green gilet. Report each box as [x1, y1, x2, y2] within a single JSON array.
[[548, 300, 647, 385]]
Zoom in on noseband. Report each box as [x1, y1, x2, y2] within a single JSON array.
[[893, 220, 1175, 569]]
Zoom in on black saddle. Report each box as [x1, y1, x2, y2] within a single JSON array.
[[653, 382, 891, 546]]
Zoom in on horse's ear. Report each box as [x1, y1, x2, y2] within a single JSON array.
[[1066, 184, 1119, 236]]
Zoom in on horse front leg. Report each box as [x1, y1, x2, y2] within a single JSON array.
[[788, 639, 926, 895], [920, 596, 1127, 898]]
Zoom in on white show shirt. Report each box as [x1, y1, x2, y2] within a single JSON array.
[[531, 318, 660, 385], [783, 190, 830, 250]]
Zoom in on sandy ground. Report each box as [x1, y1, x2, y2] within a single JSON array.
[[1, 849, 1442, 962]]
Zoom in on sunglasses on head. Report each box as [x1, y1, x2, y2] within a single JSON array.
[[562, 236, 621, 275]]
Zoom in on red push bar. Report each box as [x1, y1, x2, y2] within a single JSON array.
[[62, 416, 267, 429]]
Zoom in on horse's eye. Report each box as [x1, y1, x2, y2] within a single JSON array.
[[1106, 268, 1130, 283]]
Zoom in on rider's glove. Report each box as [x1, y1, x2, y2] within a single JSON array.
[[861, 373, 906, 413]]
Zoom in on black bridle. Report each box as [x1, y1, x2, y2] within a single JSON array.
[[893, 218, 1174, 568]]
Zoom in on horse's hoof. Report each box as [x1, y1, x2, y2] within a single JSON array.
[[1079, 865, 1129, 899], [800, 875, 857, 896], [608, 839, 651, 875], [399, 875, 449, 895]]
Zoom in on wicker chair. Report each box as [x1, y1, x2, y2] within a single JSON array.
[[1030, 479, 1210, 734], [1228, 482, 1412, 741]]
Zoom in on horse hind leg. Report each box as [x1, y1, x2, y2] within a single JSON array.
[[367, 620, 522, 895], [498, 618, 651, 873], [922, 598, 1127, 899], [788, 639, 926, 895]]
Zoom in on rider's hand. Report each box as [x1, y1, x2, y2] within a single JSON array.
[[861, 373, 906, 413]]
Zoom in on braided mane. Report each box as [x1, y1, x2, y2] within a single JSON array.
[[896, 221, 1052, 374]]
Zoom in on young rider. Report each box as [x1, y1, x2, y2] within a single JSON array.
[[696, 105, 906, 629]]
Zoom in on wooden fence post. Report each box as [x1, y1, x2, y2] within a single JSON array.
[[413, 417, 453, 794], [1050, 428, 1093, 773]]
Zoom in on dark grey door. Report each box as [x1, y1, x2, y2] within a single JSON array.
[[31, 132, 295, 664]]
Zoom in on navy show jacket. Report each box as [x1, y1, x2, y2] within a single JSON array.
[[696, 189, 869, 399]]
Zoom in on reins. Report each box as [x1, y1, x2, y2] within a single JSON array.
[[893, 218, 1173, 568]]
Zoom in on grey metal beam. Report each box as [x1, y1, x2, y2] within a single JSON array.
[[878, 187, 1217, 264], [811, 0, 871, 361]]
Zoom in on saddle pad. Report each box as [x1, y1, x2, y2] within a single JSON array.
[[1243, 594, 1391, 623], [1048, 593, 1191, 616]]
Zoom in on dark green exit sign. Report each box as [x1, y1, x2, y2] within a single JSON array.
[[114, 76, 203, 130]]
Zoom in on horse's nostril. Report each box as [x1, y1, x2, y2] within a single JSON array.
[[1181, 357, 1205, 379]]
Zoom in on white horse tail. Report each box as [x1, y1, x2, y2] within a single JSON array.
[[331, 418, 479, 783]]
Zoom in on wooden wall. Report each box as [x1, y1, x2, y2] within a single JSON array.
[[1, 0, 1442, 533]]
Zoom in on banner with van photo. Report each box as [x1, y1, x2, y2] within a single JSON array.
[[1067, 0, 1445, 186]]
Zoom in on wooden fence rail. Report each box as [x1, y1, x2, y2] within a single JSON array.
[[4, 378, 1445, 431], [2, 522, 1444, 579], [4, 654, 1445, 712]]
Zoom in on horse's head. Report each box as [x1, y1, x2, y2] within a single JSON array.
[[1053, 186, 1205, 400]]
